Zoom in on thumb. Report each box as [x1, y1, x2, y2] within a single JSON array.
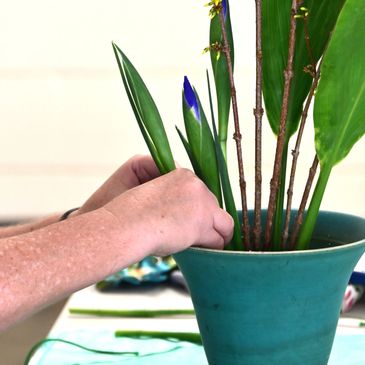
[[213, 209, 234, 245]]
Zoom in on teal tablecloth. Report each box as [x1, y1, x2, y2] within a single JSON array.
[[30, 329, 365, 365]]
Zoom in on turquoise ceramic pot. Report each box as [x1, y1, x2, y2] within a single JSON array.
[[173, 211, 365, 365]]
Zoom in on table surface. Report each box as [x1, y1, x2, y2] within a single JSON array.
[[29, 284, 365, 364]]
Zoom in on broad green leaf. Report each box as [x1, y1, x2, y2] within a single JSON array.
[[314, 1, 365, 168], [297, 0, 365, 249], [262, 0, 345, 137], [209, 0, 234, 158], [113, 43, 175, 173]]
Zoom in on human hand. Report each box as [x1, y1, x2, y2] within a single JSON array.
[[77, 155, 160, 215], [103, 168, 234, 256]]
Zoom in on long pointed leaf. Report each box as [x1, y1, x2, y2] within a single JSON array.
[[209, 0, 234, 158], [175, 126, 201, 176], [112, 44, 166, 173], [113, 44, 175, 173], [298, 0, 365, 249]]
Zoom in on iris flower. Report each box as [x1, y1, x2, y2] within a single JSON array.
[[183, 76, 201, 123]]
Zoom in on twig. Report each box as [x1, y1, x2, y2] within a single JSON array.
[[281, 70, 321, 248], [264, 0, 302, 248], [253, 0, 263, 250], [303, 12, 316, 70], [218, 6, 250, 249], [281, 29, 324, 248], [289, 155, 319, 248]]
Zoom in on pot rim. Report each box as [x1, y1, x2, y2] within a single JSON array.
[[185, 210, 365, 257]]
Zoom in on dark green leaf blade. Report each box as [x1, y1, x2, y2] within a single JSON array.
[[113, 43, 175, 173], [298, 0, 365, 249], [112, 43, 166, 173], [262, 0, 345, 137], [175, 126, 201, 176], [209, 0, 234, 158]]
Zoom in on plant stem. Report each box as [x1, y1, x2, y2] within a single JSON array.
[[264, 0, 302, 248], [289, 155, 319, 248], [218, 8, 250, 249], [272, 144, 288, 250], [253, 0, 263, 250], [296, 162, 332, 250], [114, 330, 202, 345], [69, 308, 195, 317], [282, 64, 322, 248]]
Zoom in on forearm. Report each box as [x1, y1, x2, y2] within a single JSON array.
[[0, 208, 154, 332], [0, 214, 62, 239]]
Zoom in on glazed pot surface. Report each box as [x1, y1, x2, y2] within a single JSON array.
[[174, 211, 365, 365]]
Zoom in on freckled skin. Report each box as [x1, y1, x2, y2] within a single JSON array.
[[0, 155, 233, 332]]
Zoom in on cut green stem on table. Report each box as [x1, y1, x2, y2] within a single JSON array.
[[115, 330, 202, 345], [69, 308, 195, 318]]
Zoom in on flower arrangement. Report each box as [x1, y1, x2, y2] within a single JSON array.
[[112, 0, 365, 252]]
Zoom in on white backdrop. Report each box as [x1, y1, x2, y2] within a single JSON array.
[[0, 0, 363, 219]]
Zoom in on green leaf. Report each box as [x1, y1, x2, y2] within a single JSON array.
[[206, 71, 241, 251], [262, 0, 345, 138], [182, 88, 222, 207], [113, 43, 175, 173], [175, 126, 201, 176], [112, 43, 166, 173], [297, 0, 365, 249], [209, 0, 234, 158]]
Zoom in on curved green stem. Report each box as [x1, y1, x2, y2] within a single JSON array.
[[296, 164, 332, 250], [219, 139, 227, 161]]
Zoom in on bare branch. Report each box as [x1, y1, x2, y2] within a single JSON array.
[[218, 7, 250, 249], [253, 0, 264, 250], [289, 155, 319, 248], [264, 0, 303, 248]]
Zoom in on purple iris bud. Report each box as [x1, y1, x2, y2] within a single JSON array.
[[183, 76, 201, 123], [222, 0, 227, 19]]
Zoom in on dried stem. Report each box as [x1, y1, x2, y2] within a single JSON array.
[[253, 0, 263, 250], [289, 155, 319, 248], [281, 67, 321, 248], [218, 8, 250, 249], [303, 14, 316, 70], [281, 28, 324, 248], [264, 0, 303, 248]]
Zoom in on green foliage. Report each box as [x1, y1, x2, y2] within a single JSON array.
[[262, 0, 345, 138], [209, 0, 234, 158], [112, 43, 175, 174], [182, 86, 222, 206], [297, 0, 365, 249], [207, 71, 242, 250]]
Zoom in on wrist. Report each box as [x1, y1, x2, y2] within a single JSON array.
[[59, 207, 80, 221]]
